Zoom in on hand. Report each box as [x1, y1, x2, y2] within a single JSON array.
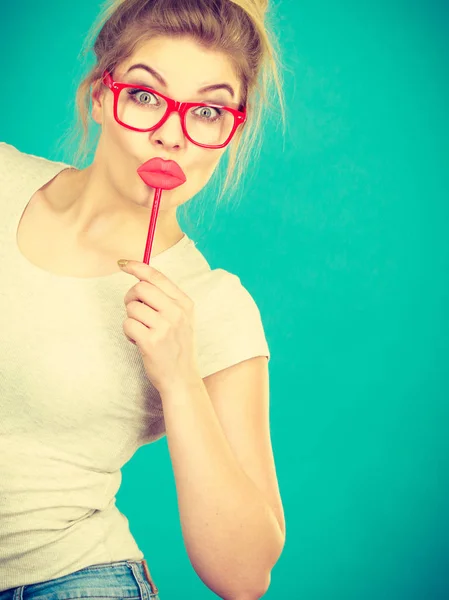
[[119, 260, 201, 396]]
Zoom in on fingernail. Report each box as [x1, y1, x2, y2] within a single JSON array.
[[117, 259, 129, 268]]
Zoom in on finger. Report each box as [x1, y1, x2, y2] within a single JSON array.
[[123, 317, 153, 349], [126, 299, 165, 329], [118, 260, 192, 308], [124, 281, 167, 312], [126, 285, 186, 328]]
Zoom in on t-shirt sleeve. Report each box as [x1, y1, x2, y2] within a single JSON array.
[[196, 271, 271, 379]]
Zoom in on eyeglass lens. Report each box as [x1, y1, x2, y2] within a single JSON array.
[[117, 86, 235, 146]]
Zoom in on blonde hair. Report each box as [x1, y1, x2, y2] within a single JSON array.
[[56, 0, 286, 221]]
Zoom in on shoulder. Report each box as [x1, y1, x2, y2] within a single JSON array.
[[0, 141, 38, 164], [0, 141, 42, 182], [0, 142, 72, 197], [0, 141, 70, 175], [178, 244, 263, 318], [192, 267, 271, 377], [190, 266, 260, 313], [195, 267, 268, 340], [211, 268, 262, 311], [0, 142, 33, 198], [0, 141, 23, 168]]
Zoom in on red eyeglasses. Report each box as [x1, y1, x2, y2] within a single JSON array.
[[101, 70, 247, 149]]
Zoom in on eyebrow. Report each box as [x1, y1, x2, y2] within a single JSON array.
[[125, 63, 235, 99]]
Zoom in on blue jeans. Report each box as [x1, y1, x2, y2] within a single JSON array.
[[0, 559, 160, 599]]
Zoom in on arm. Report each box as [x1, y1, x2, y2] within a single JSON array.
[[160, 356, 285, 600]]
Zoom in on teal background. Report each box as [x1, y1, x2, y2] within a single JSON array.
[[1, 1, 448, 599]]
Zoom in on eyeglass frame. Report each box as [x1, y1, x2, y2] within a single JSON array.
[[101, 70, 247, 149]]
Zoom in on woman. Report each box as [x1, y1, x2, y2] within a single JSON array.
[[0, 0, 286, 598]]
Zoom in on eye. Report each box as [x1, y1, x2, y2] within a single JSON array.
[[127, 88, 159, 106], [193, 106, 223, 120]]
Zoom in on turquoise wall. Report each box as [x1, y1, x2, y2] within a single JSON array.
[[1, 1, 448, 598]]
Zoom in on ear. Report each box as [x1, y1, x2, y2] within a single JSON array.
[[91, 79, 105, 125]]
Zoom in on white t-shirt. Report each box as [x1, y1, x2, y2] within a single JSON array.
[[0, 141, 270, 590]]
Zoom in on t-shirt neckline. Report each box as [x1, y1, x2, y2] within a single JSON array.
[[12, 164, 191, 283]]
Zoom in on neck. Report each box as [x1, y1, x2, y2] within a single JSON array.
[[49, 165, 184, 260]]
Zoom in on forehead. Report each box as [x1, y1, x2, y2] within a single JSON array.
[[119, 36, 241, 95]]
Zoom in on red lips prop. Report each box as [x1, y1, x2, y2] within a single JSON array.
[[137, 158, 187, 264]]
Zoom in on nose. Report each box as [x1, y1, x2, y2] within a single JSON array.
[[151, 109, 186, 149]]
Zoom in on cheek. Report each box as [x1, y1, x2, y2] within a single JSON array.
[[103, 97, 137, 146], [167, 154, 222, 206], [186, 154, 222, 194], [197, 150, 224, 181]]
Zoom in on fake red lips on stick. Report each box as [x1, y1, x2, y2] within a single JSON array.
[[137, 158, 187, 264]]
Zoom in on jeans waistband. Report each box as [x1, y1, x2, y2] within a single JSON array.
[[0, 558, 159, 599]]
